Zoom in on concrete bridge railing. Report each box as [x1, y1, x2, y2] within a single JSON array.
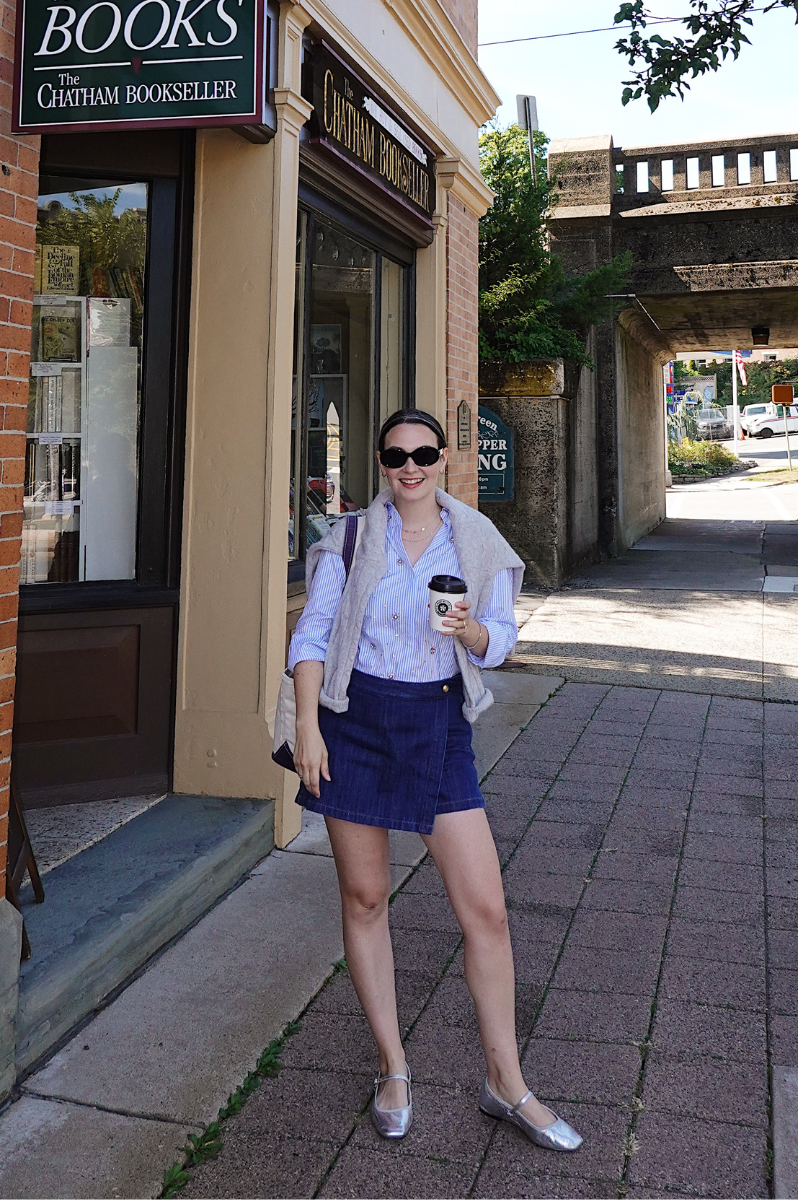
[[612, 133, 798, 208], [548, 132, 798, 215]]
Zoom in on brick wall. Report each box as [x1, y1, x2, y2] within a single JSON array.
[[0, 0, 39, 889], [444, 194, 479, 507], [438, 0, 478, 56]]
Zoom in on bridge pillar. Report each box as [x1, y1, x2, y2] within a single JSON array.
[[478, 359, 591, 588], [549, 136, 669, 561]]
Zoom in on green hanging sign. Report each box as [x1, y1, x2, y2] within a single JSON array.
[[13, 0, 265, 134]]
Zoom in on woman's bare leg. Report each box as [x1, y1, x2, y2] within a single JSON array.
[[325, 816, 408, 1109], [422, 808, 554, 1127]]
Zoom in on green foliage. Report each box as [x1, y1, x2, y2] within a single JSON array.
[[158, 1020, 300, 1198], [161, 1163, 190, 1199], [186, 1124, 222, 1166], [478, 125, 632, 366], [677, 357, 798, 408], [667, 400, 698, 441], [668, 438, 741, 476], [37, 189, 146, 271], [614, 0, 798, 111]]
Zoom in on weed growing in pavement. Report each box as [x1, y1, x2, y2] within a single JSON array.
[[622, 1131, 641, 1158], [764, 1146, 774, 1186], [158, 1019, 300, 1198], [186, 1124, 222, 1165], [161, 1164, 189, 1198], [333, 957, 348, 973]]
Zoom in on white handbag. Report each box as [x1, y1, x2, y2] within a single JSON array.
[[272, 513, 363, 771]]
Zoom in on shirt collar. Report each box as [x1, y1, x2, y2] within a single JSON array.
[[385, 501, 451, 530]]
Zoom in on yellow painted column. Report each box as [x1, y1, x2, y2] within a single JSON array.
[[174, 2, 311, 850], [262, 2, 313, 848]]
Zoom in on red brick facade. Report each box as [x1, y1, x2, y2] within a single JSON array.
[[444, 194, 479, 508], [0, 0, 38, 888]]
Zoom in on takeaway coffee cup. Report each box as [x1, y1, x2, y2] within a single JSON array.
[[429, 575, 468, 633]]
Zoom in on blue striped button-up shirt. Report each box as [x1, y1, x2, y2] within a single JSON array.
[[288, 504, 517, 681]]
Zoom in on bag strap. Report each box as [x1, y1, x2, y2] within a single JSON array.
[[342, 513, 359, 581]]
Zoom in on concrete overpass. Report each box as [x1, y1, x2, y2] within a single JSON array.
[[550, 133, 797, 355], [535, 133, 797, 579]]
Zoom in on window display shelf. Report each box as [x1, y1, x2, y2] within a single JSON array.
[[24, 277, 140, 585]]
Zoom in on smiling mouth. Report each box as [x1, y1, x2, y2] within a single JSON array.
[[399, 477, 424, 487]]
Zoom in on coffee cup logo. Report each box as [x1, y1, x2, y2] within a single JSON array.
[[435, 599, 450, 616]]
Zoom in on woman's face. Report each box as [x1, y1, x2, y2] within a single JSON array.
[[378, 422, 447, 508]]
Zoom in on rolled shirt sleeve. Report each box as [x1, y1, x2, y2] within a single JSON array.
[[287, 550, 345, 669], [466, 567, 518, 669]]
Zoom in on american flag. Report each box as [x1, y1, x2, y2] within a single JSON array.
[[734, 350, 748, 387]]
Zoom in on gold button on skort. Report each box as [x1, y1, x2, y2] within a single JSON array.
[[442, 684, 449, 693]]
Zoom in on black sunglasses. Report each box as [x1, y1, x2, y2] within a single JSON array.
[[379, 446, 443, 469]]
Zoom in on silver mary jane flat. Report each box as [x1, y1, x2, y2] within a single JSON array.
[[479, 1078, 583, 1151], [370, 1064, 413, 1139]]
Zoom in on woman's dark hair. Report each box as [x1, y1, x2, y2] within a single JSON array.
[[378, 409, 447, 451]]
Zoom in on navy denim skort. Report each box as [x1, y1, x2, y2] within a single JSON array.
[[296, 669, 485, 834]]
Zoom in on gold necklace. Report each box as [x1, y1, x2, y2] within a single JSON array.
[[401, 516, 441, 541]]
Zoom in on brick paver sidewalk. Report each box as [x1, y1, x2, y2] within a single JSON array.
[[184, 683, 797, 1200]]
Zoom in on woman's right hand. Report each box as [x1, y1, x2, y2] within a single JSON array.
[[293, 720, 331, 797]]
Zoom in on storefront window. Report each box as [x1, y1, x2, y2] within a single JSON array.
[[23, 181, 147, 584], [290, 208, 409, 562]]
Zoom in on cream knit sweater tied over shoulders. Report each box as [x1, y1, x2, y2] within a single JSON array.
[[305, 487, 525, 723]]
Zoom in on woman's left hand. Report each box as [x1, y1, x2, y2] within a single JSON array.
[[442, 599, 479, 644]]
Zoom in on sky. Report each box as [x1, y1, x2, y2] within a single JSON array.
[[39, 184, 147, 213], [477, 1, 798, 148]]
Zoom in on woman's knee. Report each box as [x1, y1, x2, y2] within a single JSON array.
[[462, 890, 509, 940], [341, 879, 391, 920]]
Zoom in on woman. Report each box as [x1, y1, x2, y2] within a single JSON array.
[[288, 409, 582, 1152]]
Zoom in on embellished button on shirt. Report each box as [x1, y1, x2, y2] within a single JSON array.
[[288, 504, 517, 682]]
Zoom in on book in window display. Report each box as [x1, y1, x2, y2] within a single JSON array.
[[24, 288, 85, 586], [40, 314, 79, 362], [88, 298, 131, 348], [40, 244, 80, 295], [60, 368, 81, 435]]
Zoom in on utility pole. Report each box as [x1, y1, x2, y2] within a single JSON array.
[[516, 94, 538, 180]]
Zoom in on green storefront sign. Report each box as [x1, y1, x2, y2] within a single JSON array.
[[478, 405, 514, 501], [13, 0, 264, 134]]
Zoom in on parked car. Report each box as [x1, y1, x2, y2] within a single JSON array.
[[696, 407, 731, 440], [748, 406, 798, 439]]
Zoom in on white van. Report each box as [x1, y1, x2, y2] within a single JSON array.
[[747, 405, 798, 439], [740, 403, 772, 435], [741, 402, 798, 437]]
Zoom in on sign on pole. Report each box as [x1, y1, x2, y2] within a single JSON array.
[[515, 93, 537, 178], [773, 383, 796, 470], [478, 406, 514, 501], [13, 0, 265, 134]]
